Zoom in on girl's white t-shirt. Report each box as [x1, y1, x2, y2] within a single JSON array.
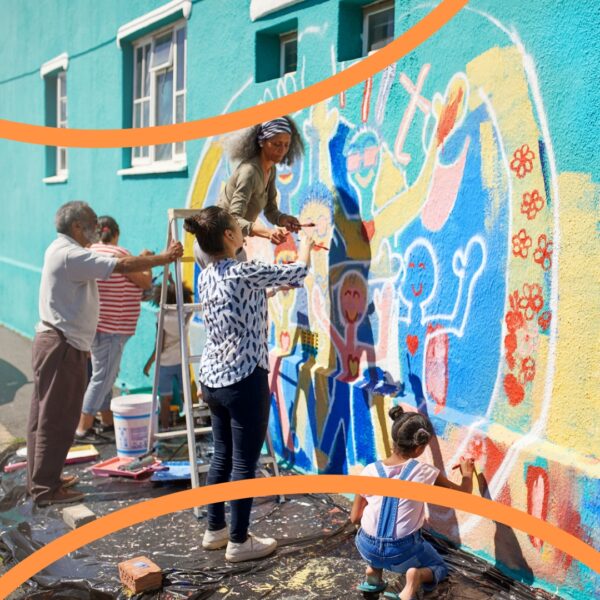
[[159, 312, 190, 367], [359, 460, 440, 539]]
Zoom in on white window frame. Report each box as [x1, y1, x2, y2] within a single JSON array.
[[362, 0, 395, 56], [129, 21, 187, 169], [279, 31, 298, 77]]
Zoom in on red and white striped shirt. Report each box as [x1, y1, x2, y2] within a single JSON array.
[[91, 243, 143, 335]]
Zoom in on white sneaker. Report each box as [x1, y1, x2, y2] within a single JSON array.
[[202, 526, 229, 550], [225, 533, 277, 562]]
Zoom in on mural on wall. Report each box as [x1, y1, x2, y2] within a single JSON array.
[[184, 8, 598, 599]]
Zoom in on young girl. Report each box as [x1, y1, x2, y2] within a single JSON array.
[[143, 281, 193, 429], [183, 206, 315, 563], [351, 406, 475, 600]]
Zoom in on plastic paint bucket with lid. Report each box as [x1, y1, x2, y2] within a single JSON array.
[[110, 394, 157, 458]]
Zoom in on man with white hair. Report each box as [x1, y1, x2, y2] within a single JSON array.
[[28, 200, 183, 506]]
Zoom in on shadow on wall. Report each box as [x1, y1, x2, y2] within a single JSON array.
[[477, 472, 535, 586], [0, 360, 29, 406]]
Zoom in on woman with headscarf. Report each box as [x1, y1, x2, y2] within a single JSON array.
[[195, 116, 304, 266]]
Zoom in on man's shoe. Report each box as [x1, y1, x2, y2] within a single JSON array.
[[73, 429, 112, 445], [202, 526, 229, 550], [225, 534, 277, 562], [61, 474, 79, 489], [94, 422, 115, 434], [36, 487, 84, 507]]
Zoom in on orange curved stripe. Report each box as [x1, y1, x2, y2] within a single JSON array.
[[0, 0, 468, 148], [0, 475, 598, 595]]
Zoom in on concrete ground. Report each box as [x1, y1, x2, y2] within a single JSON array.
[[0, 326, 33, 449]]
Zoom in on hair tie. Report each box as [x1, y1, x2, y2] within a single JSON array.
[[101, 226, 111, 232]]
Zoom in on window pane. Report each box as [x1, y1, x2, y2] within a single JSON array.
[[367, 7, 394, 52], [151, 33, 173, 70], [59, 148, 67, 171], [283, 39, 297, 74], [155, 68, 173, 161], [133, 146, 140, 159], [143, 45, 151, 96], [142, 100, 149, 127], [59, 71, 66, 96], [176, 28, 186, 91], [135, 46, 143, 99], [175, 94, 184, 123], [133, 103, 141, 128], [60, 99, 67, 124]]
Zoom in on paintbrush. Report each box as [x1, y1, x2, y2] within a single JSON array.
[[313, 243, 329, 251]]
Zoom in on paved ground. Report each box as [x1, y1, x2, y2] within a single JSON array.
[[0, 326, 32, 449]]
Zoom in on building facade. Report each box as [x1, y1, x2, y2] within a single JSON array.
[[0, 1, 598, 597]]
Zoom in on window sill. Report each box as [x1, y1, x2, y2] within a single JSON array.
[[117, 160, 187, 176], [43, 173, 68, 184]]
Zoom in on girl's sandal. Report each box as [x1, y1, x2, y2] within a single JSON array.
[[357, 580, 388, 595]]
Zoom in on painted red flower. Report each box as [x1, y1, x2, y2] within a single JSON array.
[[538, 311, 551, 331], [534, 234, 553, 271], [518, 284, 544, 320], [504, 373, 525, 406], [505, 291, 525, 333], [510, 144, 535, 178], [512, 229, 532, 258], [521, 190, 545, 220], [504, 333, 517, 370], [519, 357, 536, 384]]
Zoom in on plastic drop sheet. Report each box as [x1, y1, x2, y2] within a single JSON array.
[[0, 443, 563, 599]]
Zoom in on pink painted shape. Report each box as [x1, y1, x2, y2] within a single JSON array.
[[425, 325, 449, 414], [421, 137, 470, 232]]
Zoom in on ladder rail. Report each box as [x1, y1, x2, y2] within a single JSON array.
[[170, 218, 203, 513]]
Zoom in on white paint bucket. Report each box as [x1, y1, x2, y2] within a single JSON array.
[[110, 394, 156, 458]]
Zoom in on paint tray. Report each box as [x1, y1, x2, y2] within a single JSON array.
[[13, 444, 100, 465], [90, 456, 165, 479]]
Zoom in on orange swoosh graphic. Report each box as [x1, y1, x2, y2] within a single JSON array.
[[0, 475, 598, 595], [0, 0, 468, 147]]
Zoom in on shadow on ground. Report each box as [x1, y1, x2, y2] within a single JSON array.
[[0, 360, 29, 407]]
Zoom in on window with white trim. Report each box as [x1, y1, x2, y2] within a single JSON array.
[[280, 31, 297, 76], [131, 23, 186, 165], [363, 0, 394, 55], [55, 71, 68, 176]]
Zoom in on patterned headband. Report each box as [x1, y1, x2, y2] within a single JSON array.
[[257, 118, 292, 144]]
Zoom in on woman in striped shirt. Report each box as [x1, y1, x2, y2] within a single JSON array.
[[74, 216, 152, 442]]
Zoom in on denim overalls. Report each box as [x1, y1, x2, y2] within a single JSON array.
[[355, 460, 448, 591]]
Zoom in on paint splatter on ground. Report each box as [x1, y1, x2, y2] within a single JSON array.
[[0, 443, 562, 599]]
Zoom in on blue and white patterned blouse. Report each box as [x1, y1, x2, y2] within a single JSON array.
[[197, 258, 308, 387]]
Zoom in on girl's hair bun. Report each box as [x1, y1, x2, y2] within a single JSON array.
[[183, 216, 201, 236], [388, 405, 405, 421], [414, 427, 431, 446]]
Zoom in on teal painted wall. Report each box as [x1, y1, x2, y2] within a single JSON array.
[[0, 2, 598, 598]]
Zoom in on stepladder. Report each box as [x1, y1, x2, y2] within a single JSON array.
[[147, 209, 284, 515]]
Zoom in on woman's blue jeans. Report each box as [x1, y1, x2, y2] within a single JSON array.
[[200, 366, 270, 543]]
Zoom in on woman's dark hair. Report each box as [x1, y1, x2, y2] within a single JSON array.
[[388, 405, 434, 455], [150, 280, 193, 306], [183, 206, 236, 256], [97, 215, 119, 244]]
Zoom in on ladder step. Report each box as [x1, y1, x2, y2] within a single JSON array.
[[154, 426, 212, 440], [162, 303, 202, 313], [193, 455, 276, 474], [188, 354, 202, 363]]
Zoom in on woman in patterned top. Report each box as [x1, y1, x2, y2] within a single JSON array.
[[194, 116, 304, 266], [184, 206, 316, 563]]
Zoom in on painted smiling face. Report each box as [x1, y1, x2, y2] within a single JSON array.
[[300, 199, 332, 243], [339, 271, 368, 325], [345, 130, 381, 210], [402, 243, 436, 304]]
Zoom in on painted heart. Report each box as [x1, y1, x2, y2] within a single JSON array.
[[406, 335, 419, 356], [280, 331, 291, 353], [347, 355, 360, 379]]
